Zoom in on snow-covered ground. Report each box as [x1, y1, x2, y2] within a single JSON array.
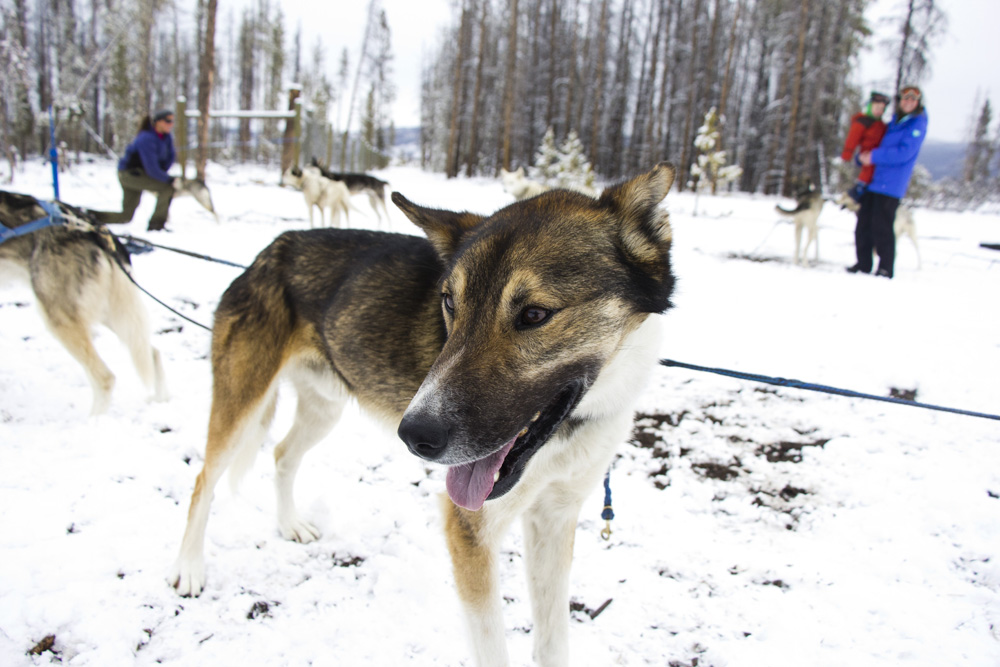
[[1, 157, 998, 666]]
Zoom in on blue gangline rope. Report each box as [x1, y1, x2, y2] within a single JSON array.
[[659, 358, 999, 422]]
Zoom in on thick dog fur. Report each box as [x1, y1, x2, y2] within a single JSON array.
[[776, 188, 824, 266], [281, 165, 353, 228], [835, 192, 921, 269], [310, 157, 391, 223], [0, 191, 168, 414], [169, 163, 677, 666]]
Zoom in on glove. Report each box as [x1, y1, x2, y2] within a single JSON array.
[[848, 182, 866, 204]]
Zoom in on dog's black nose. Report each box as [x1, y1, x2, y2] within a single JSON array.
[[398, 414, 449, 461]]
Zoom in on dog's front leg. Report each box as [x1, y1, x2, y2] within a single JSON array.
[[522, 489, 581, 667], [442, 498, 510, 667], [794, 222, 804, 266]]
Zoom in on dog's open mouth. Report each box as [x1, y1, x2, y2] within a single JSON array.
[[445, 382, 584, 511]]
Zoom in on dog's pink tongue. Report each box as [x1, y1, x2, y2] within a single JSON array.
[[446, 439, 516, 511]]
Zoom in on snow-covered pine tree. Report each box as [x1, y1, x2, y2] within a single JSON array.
[[556, 130, 596, 193], [532, 126, 560, 184], [690, 107, 741, 194]]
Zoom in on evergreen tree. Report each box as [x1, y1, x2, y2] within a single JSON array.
[[532, 126, 560, 183], [690, 107, 741, 195], [556, 130, 595, 192], [963, 99, 994, 186]]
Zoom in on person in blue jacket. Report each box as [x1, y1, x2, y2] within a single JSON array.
[[846, 85, 927, 278], [92, 109, 177, 231]]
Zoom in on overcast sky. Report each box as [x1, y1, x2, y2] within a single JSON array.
[[273, 0, 994, 145], [858, 0, 999, 143]]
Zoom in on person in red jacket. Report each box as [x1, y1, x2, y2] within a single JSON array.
[[841, 91, 890, 202]]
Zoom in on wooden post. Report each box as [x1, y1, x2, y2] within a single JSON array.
[[326, 125, 333, 168], [293, 99, 303, 169], [280, 86, 301, 174], [176, 96, 188, 179]]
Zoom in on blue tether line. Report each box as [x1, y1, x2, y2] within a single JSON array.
[[660, 358, 999, 422], [0, 201, 63, 244]]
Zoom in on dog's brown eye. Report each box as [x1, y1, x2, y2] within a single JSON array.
[[442, 293, 455, 314], [518, 306, 552, 329]]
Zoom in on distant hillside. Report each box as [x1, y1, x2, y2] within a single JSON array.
[[917, 140, 966, 180]]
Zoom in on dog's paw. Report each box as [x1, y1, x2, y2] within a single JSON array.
[[279, 516, 320, 543], [168, 558, 206, 597]]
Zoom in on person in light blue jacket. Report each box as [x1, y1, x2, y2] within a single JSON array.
[[846, 85, 928, 279]]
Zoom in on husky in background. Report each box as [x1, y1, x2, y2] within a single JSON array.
[[309, 157, 391, 224], [281, 165, 353, 228], [776, 186, 824, 266], [0, 191, 168, 414], [169, 163, 678, 667], [835, 191, 921, 269], [500, 166, 551, 200], [173, 177, 218, 219]]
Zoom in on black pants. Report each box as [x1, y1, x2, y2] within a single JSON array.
[[854, 191, 899, 277]]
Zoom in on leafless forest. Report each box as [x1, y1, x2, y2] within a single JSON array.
[[4, 0, 994, 204]]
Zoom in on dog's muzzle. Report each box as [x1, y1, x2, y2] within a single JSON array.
[[397, 381, 584, 511]]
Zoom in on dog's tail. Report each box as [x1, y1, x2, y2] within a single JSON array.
[[775, 203, 800, 215]]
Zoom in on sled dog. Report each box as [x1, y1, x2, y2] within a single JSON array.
[[776, 187, 824, 266], [169, 163, 678, 666], [281, 165, 352, 228], [0, 191, 168, 414], [310, 157, 391, 223], [835, 192, 921, 269], [173, 177, 218, 218], [501, 166, 551, 200]]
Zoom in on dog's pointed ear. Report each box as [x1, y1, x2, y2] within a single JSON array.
[[600, 162, 675, 247], [391, 192, 484, 260], [599, 162, 676, 312]]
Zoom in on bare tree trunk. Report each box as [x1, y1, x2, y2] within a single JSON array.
[[780, 0, 810, 196], [702, 0, 723, 114], [587, 0, 609, 166], [564, 0, 579, 136], [465, 0, 488, 176], [500, 0, 518, 170], [238, 11, 254, 163], [627, 0, 656, 173], [196, 0, 217, 181], [138, 0, 157, 114], [340, 1, 377, 170], [446, 0, 471, 178], [895, 0, 915, 93], [546, 0, 560, 136], [639, 0, 666, 170], [677, 0, 704, 191], [654, 0, 678, 160], [712, 0, 742, 193]]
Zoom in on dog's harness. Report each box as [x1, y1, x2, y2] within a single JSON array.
[[0, 201, 66, 245]]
